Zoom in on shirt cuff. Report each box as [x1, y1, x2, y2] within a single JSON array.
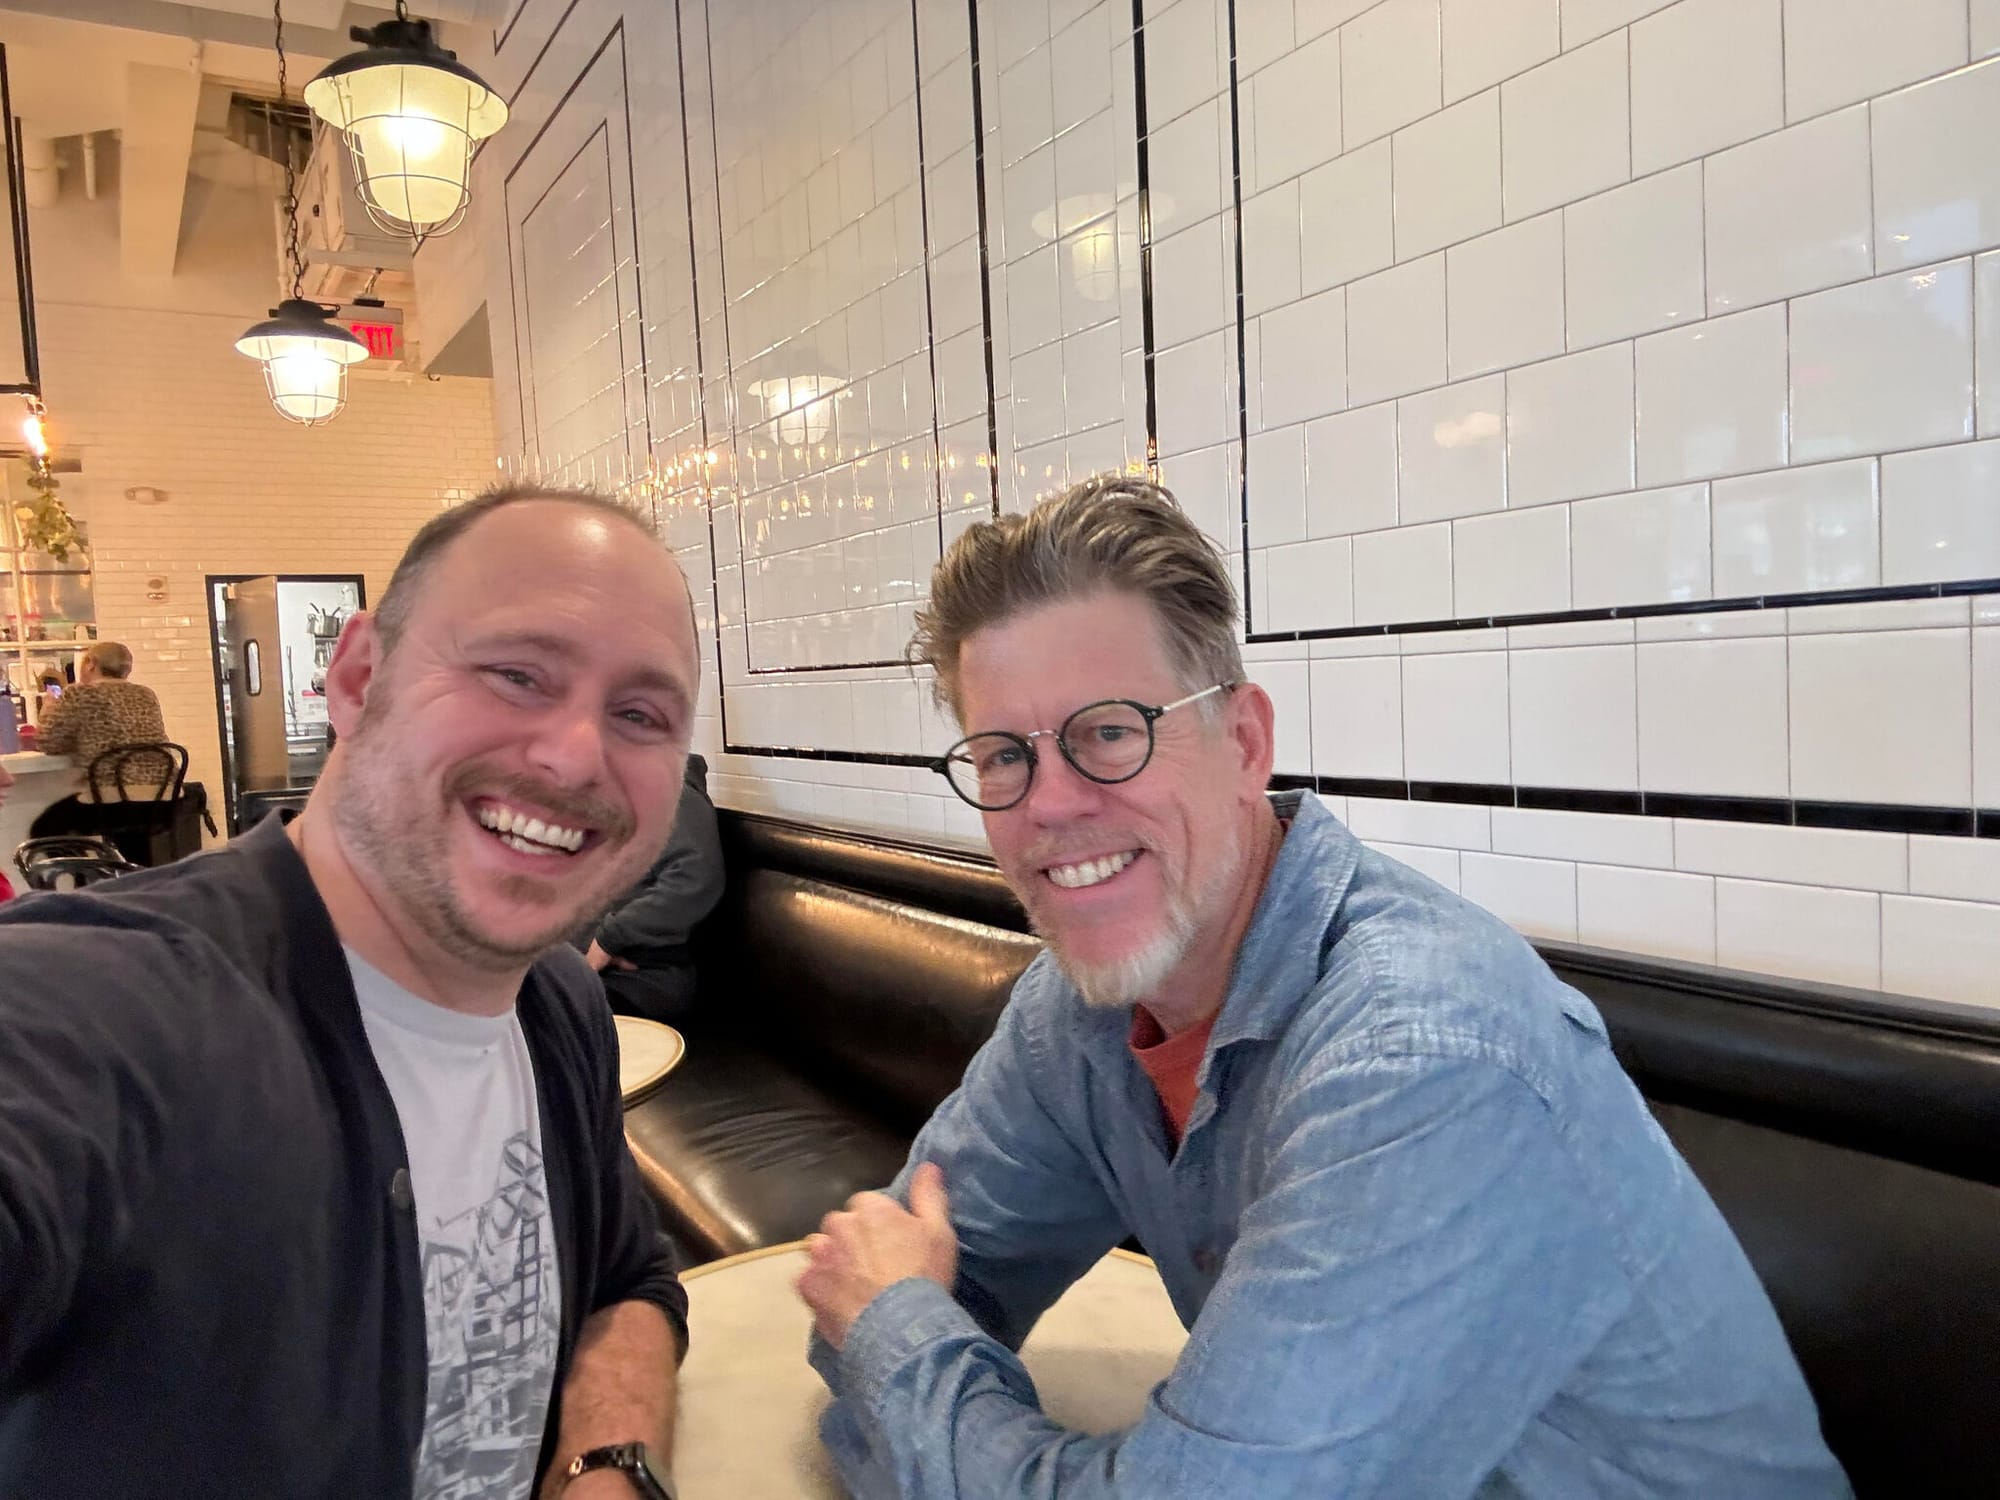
[[839, 1277, 982, 1405]]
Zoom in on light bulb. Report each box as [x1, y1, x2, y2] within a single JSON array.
[[266, 349, 346, 424], [350, 109, 470, 227]]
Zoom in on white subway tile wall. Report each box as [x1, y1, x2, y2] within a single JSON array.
[[1703, 106, 1873, 313], [1563, 162, 1704, 348], [1978, 0, 2000, 62], [1627, 0, 1783, 174], [1506, 345, 1636, 507], [476, 0, 2000, 1007], [1441, 0, 1561, 105], [1445, 211, 1567, 380]]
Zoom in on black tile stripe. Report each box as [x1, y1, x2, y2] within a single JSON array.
[[672, 0, 729, 748], [495, 0, 535, 53], [965, 0, 1003, 516], [1222, 0, 1251, 633], [747, 658, 911, 674], [1795, 801, 1976, 837], [695, 1, 753, 687], [1242, 577, 2000, 644], [0, 50, 40, 399], [1410, 780, 1517, 808], [1638, 792, 1793, 826], [734, 752, 2000, 841], [1515, 786, 1645, 816], [1129, 0, 1159, 469], [496, 0, 597, 180], [912, 0, 950, 571], [613, 24, 653, 469], [723, 745, 937, 770]]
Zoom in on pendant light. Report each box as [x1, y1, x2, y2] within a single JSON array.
[[302, 1, 509, 240], [235, 1, 368, 425]]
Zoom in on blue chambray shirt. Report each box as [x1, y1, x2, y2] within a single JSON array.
[[810, 793, 1850, 1499]]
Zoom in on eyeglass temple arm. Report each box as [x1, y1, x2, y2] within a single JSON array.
[[1153, 681, 1235, 717]]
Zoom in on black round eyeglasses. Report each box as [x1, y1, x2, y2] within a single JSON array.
[[930, 683, 1235, 811]]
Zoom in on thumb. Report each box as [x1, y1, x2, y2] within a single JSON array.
[[908, 1161, 951, 1226]]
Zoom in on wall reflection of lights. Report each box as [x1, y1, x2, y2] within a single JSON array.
[[1028, 191, 1170, 305], [746, 374, 846, 447], [1431, 409, 1503, 448], [1067, 221, 1119, 303]]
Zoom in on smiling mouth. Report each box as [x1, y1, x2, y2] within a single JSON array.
[[472, 799, 591, 857], [1043, 850, 1140, 890]]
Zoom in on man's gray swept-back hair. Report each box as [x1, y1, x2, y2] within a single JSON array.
[[909, 473, 1243, 718]]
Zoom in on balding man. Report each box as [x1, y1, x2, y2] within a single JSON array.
[[0, 488, 694, 1500]]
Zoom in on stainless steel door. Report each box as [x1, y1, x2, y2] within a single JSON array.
[[222, 576, 288, 793]]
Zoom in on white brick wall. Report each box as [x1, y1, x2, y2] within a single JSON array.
[[37, 302, 495, 821]]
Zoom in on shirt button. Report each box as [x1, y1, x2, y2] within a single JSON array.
[[1193, 1248, 1221, 1275], [389, 1168, 414, 1212]]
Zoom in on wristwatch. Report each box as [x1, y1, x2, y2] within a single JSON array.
[[563, 1442, 676, 1499]]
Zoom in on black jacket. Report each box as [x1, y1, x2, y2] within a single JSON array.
[[0, 815, 687, 1498], [595, 753, 724, 970]]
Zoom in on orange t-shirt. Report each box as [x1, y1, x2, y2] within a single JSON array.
[[1129, 1006, 1218, 1145]]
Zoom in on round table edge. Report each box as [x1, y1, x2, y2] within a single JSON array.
[[679, 1238, 1155, 1281], [615, 1017, 686, 1107]]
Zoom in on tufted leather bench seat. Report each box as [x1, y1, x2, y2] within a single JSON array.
[[623, 809, 2000, 1497]]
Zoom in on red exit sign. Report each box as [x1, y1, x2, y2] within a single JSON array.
[[347, 321, 400, 359], [334, 303, 404, 362]]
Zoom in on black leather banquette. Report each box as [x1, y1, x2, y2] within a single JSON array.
[[623, 810, 2000, 1498]]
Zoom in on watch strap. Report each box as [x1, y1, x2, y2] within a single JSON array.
[[564, 1441, 675, 1500]]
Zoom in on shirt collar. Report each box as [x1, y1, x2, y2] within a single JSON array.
[[1206, 791, 1359, 1050]]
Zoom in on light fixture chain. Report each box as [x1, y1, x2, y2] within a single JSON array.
[[272, 0, 304, 300]]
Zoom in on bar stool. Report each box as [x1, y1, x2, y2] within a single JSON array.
[[13, 835, 139, 892]]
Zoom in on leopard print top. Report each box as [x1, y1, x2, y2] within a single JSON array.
[[36, 679, 172, 794]]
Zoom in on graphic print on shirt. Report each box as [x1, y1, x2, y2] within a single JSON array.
[[411, 1130, 562, 1500]]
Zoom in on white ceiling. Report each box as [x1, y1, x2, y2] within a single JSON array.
[[0, 1, 490, 283], [0, 3, 494, 128]]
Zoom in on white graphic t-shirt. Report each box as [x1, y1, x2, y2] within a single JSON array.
[[349, 948, 563, 1500]]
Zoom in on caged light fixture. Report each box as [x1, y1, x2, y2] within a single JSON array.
[[234, 297, 370, 427], [235, 1, 369, 425], [302, 0, 510, 241]]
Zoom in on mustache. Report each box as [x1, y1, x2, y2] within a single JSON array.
[[445, 764, 634, 842]]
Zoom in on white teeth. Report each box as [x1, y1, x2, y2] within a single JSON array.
[[1046, 851, 1138, 889], [476, 804, 586, 853]]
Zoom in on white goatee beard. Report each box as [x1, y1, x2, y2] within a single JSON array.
[[1058, 904, 1198, 1009], [1041, 820, 1245, 1010]]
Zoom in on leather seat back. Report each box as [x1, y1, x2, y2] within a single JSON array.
[[699, 820, 1039, 1132], [1544, 944, 2000, 1499]]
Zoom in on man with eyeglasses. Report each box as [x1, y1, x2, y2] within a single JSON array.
[[792, 476, 1846, 1499]]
